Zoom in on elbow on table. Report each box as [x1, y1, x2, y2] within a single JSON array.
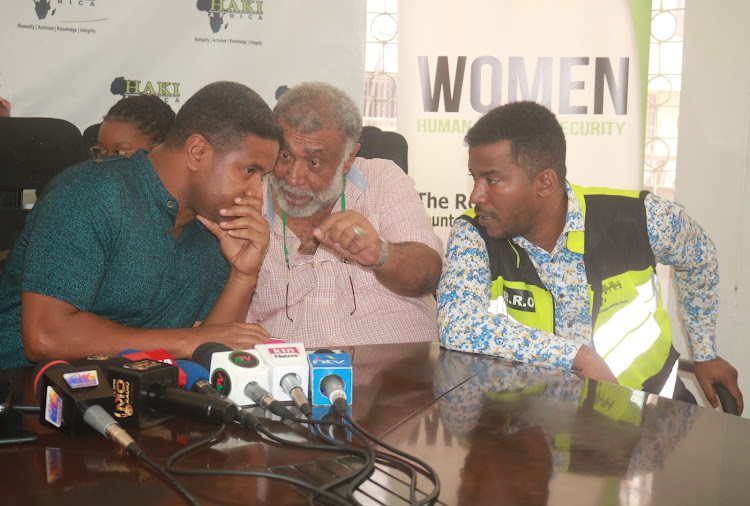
[[21, 319, 68, 363]]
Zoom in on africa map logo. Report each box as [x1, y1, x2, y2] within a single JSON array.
[[33, 0, 55, 19], [33, 0, 98, 20], [196, 0, 264, 33]]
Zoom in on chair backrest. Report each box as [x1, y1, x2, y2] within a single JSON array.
[[0, 117, 86, 196], [357, 126, 409, 174], [82, 122, 101, 160], [0, 209, 29, 274]]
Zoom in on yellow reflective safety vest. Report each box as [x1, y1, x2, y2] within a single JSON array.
[[460, 185, 679, 396]]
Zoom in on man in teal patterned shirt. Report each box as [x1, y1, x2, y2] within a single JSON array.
[[0, 81, 281, 368], [438, 101, 743, 412]]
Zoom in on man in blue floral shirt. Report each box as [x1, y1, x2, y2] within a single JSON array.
[[438, 101, 742, 412]]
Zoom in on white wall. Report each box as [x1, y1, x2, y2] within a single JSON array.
[[669, 0, 750, 416]]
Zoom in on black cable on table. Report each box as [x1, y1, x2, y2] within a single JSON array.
[[135, 449, 202, 506], [333, 405, 441, 506], [253, 412, 377, 506], [164, 421, 354, 506]]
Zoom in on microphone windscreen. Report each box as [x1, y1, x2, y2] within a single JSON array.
[[176, 360, 210, 390], [192, 342, 233, 370], [33, 360, 69, 402]]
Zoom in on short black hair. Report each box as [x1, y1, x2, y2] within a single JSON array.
[[104, 95, 175, 144], [465, 101, 566, 181], [165, 81, 282, 154]]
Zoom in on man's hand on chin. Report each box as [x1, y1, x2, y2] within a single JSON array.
[[198, 193, 269, 277]]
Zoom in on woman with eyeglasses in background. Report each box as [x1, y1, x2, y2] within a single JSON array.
[[92, 95, 175, 160]]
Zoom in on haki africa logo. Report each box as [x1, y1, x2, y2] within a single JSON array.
[[110, 77, 181, 104], [196, 0, 264, 33], [33, 0, 98, 21]]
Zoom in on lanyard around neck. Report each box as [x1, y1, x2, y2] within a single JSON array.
[[282, 173, 347, 266]]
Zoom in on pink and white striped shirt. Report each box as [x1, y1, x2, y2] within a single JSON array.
[[246, 158, 442, 348]]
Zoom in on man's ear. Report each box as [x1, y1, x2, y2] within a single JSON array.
[[342, 142, 361, 175], [185, 134, 212, 173], [535, 168, 559, 198]]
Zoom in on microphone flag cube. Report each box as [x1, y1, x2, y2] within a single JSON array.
[[208, 349, 269, 406], [105, 359, 178, 428], [38, 364, 115, 436], [255, 342, 309, 402], [308, 352, 353, 406]]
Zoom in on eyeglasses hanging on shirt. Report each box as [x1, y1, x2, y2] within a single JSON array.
[[281, 173, 356, 322]]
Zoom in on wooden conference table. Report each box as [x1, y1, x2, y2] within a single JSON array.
[[1, 341, 749, 505]]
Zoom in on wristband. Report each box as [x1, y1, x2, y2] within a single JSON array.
[[372, 238, 389, 268]]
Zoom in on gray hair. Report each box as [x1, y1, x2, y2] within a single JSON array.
[[274, 82, 362, 145]]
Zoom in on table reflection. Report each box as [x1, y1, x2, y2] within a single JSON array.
[[433, 349, 696, 506]]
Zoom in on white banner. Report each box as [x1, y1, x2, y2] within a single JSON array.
[[399, 0, 651, 242], [0, 0, 365, 132]]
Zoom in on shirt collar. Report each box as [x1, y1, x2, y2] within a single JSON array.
[[265, 162, 368, 227], [564, 181, 584, 233], [513, 181, 585, 254]]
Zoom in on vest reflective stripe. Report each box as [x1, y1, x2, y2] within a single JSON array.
[[593, 267, 674, 394], [601, 309, 661, 378], [593, 270, 663, 373]]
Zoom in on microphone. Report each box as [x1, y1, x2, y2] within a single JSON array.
[[192, 342, 270, 406], [321, 375, 348, 406], [243, 381, 295, 420], [34, 360, 142, 455], [308, 351, 353, 411], [184, 362, 266, 432], [175, 359, 211, 390], [280, 374, 311, 418], [174, 359, 264, 425], [74, 354, 237, 427], [192, 342, 304, 419], [255, 342, 311, 417]]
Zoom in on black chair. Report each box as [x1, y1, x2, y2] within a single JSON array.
[[0, 209, 29, 274], [82, 123, 101, 160], [677, 358, 740, 415], [0, 116, 86, 207], [0, 117, 85, 272], [357, 125, 409, 174]]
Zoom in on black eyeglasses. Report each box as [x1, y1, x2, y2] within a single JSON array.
[[90, 144, 159, 160], [284, 259, 356, 322]]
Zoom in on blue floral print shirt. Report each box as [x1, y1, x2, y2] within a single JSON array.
[[437, 182, 719, 370]]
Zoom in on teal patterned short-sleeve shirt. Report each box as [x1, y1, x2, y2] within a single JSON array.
[[0, 151, 229, 368]]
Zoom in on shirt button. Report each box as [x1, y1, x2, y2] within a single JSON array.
[[167, 226, 173, 233], [166, 201, 174, 209]]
